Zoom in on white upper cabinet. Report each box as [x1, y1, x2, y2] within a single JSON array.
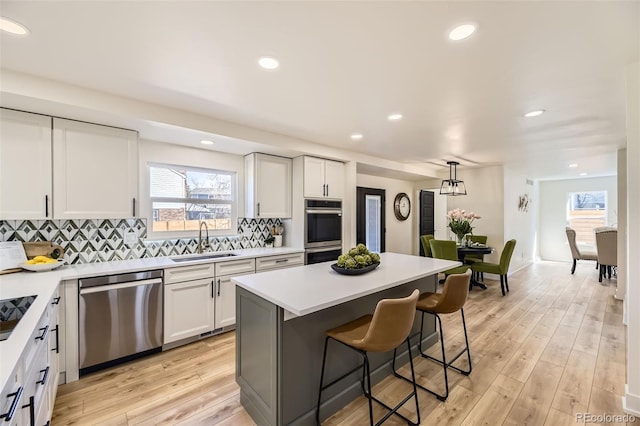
[[303, 156, 344, 199], [0, 109, 53, 220], [245, 153, 292, 218], [53, 118, 138, 219]]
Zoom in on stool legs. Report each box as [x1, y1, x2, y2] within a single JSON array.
[[316, 337, 420, 426], [393, 308, 472, 401]]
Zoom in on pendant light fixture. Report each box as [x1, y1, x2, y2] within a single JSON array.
[[440, 161, 467, 196]]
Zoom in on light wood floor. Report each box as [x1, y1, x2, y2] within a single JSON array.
[[52, 261, 628, 425]]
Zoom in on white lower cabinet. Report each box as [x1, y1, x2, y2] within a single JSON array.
[[0, 291, 60, 425], [214, 259, 255, 329], [164, 277, 215, 344]]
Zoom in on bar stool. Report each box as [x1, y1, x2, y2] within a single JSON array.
[[393, 272, 472, 401], [316, 289, 421, 426]]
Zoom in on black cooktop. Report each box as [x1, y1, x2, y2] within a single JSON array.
[[0, 295, 37, 342]]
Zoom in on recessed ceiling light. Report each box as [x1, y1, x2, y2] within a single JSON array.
[[200, 140, 214, 145], [569, 163, 578, 168], [350, 134, 363, 140], [388, 114, 403, 121], [0, 17, 29, 35], [524, 109, 545, 118], [580, 172, 588, 176], [258, 57, 279, 70], [448, 24, 476, 41]]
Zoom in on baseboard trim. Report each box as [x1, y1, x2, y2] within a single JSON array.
[[623, 384, 640, 416]]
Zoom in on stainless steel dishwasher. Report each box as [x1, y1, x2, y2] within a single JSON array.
[[79, 270, 163, 375]]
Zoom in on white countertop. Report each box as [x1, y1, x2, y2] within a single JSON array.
[[232, 252, 460, 319], [0, 246, 304, 390]]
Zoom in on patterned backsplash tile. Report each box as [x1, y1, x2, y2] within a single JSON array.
[[0, 218, 282, 264]]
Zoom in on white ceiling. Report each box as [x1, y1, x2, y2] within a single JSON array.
[[1, 1, 638, 180]]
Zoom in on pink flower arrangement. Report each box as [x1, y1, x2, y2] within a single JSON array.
[[447, 209, 481, 240]]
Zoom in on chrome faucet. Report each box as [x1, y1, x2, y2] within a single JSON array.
[[197, 220, 210, 254]]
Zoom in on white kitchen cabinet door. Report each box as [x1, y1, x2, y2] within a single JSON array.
[[324, 160, 345, 199], [303, 156, 326, 198], [303, 156, 345, 199], [53, 118, 138, 219], [164, 278, 215, 344], [245, 153, 292, 218], [0, 109, 52, 219], [214, 275, 237, 328]]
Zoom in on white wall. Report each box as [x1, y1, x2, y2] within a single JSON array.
[[446, 165, 505, 264], [538, 176, 617, 262], [504, 164, 538, 272], [356, 173, 415, 255], [624, 60, 640, 416]]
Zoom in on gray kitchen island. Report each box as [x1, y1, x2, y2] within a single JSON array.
[[232, 252, 460, 425]]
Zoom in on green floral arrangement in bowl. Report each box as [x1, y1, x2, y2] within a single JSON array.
[[332, 244, 380, 275]]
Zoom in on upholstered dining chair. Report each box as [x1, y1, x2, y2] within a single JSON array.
[[595, 228, 617, 283], [565, 227, 598, 274], [470, 239, 516, 296], [420, 234, 434, 257], [464, 235, 488, 281], [429, 240, 470, 277]]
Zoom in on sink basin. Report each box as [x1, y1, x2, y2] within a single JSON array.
[[170, 253, 237, 262]]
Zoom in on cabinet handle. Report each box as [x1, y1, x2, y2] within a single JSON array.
[[45, 195, 49, 217], [52, 297, 61, 305], [22, 396, 34, 424], [37, 366, 50, 386], [275, 259, 288, 264], [211, 280, 214, 299], [323, 184, 326, 197], [132, 198, 136, 217], [51, 324, 59, 354], [257, 202, 260, 217], [0, 386, 22, 421], [35, 325, 48, 341], [217, 279, 221, 296], [326, 184, 329, 197]]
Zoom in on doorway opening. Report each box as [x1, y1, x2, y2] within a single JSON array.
[[356, 187, 386, 252]]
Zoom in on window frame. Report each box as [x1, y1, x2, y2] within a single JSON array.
[[146, 162, 238, 240]]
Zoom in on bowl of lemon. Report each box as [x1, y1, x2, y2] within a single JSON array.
[[20, 255, 65, 272]]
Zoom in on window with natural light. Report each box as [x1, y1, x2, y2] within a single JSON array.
[[149, 164, 236, 236], [566, 191, 607, 245]]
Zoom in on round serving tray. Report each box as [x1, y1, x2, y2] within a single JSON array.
[[330, 262, 380, 275]]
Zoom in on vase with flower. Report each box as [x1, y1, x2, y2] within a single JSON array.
[[447, 208, 481, 245]]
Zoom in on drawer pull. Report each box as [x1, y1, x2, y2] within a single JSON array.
[[52, 296, 61, 305], [37, 366, 50, 386], [35, 325, 49, 341], [0, 386, 23, 421], [51, 325, 59, 353], [275, 259, 289, 264]]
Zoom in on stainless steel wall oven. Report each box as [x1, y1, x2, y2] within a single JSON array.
[[305, 199, 342, 264]]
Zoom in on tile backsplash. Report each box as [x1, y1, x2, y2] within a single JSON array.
[[0, 218, 282, 264]]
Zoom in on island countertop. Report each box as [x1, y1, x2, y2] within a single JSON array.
[[232, 252, 460, 318]]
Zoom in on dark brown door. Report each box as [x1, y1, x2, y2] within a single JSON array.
[[419, 190, 435, 256], [356, 187, 386, 253]]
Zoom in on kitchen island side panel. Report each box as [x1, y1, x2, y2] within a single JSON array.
[[236, 286, 281, 426]]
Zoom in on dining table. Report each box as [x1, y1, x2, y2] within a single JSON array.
[[457, 245, 494, 289]]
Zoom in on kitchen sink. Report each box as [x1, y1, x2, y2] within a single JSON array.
[[170, 253, 237, 262]]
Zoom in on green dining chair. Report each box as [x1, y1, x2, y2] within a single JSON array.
[[470, 239, 516, 296], [420, 234, 434, 257], [429, 239, 470, 276], [464, 235, 488, 281]]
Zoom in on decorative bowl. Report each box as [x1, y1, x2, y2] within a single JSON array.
[[20, 259, 65, 272], [331, 262, 380, 275]]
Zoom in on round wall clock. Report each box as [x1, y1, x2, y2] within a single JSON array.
[[393, 192, 411, 221]]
